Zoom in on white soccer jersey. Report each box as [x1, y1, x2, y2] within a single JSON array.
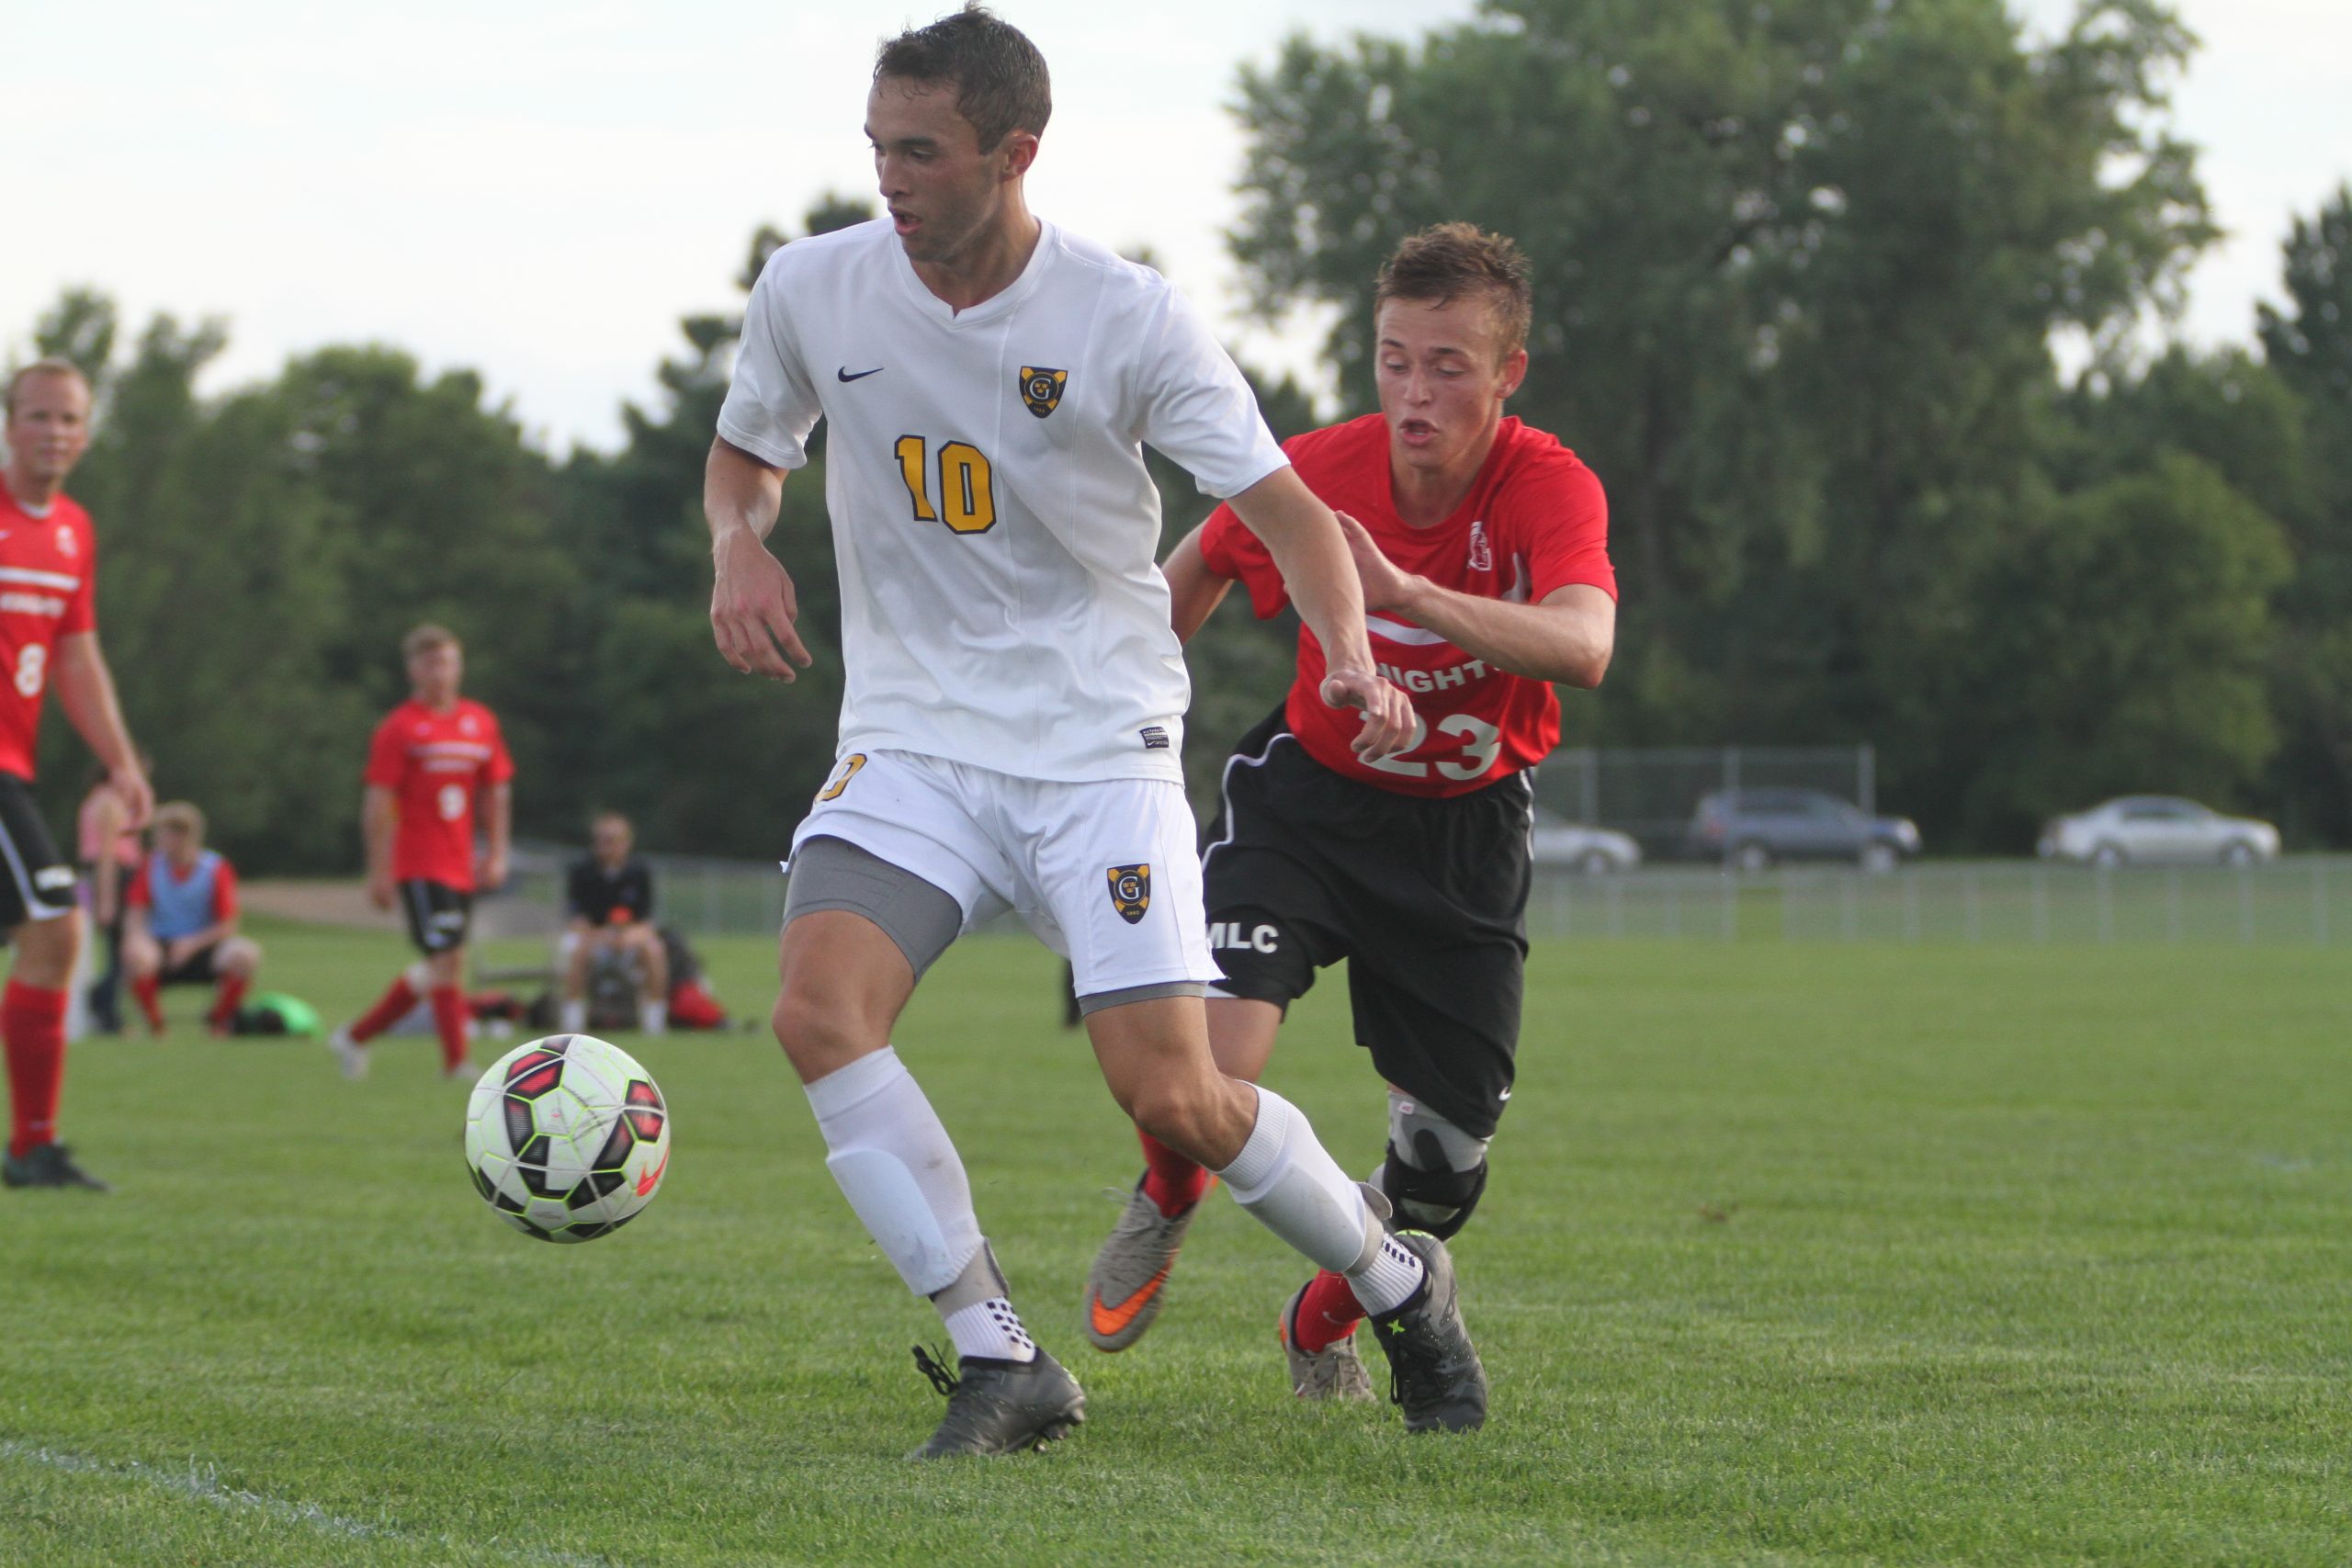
[[718, 218, 1287, 784]]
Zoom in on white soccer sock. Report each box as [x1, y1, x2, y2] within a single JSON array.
[[943, 1296, 1036, 1363], [639, 998, 668, 1035], [559, 999, 586, 1034], [1346, 1235, 1428, 1317], [1216, 1085, 1405, 1280], [802, 1047, 984, 1298]]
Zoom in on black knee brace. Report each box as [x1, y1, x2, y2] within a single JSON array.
[[1380, 1130, 1488, 1240]]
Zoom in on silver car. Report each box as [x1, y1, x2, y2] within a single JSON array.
[[1529, 808, 1642, 874], [2038, 796, 2280, 866]]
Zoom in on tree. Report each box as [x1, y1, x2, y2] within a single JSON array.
[[1229, 0, 2217, 842]]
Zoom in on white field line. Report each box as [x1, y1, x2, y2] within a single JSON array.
[[0, 1440, 619, 1567]]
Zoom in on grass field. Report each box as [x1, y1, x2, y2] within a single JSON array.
[[3, 916, 2346, 1565]]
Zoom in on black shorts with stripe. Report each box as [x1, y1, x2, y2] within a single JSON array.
[[399, 879, 473, 954], [0, 773, 78, 930], [1200, 705, 1533, 1140]]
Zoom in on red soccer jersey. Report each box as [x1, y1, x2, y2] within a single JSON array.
[[0, 486, 97, 782], [1198, 414, 1613, 797], [363, 698, 514, 890]]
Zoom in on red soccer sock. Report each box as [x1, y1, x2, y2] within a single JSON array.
[[429, 987, 469, 1071], [1138, 1129, 1212, 1217], [4, 980, 70, 1159], [347, 975, 418, 1043], [207, 974, 250, 1030], [131, 975, 165, 1032], [1288, 1269, 1366, 1354]]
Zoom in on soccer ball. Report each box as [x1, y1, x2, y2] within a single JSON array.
[[463, 1034, 671, 1243]]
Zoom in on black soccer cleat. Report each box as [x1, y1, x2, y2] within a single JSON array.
[[908, 1344, 1085, 1459], [2, 1143, 111, 1192], [1368, 1231, 1487, 1433]]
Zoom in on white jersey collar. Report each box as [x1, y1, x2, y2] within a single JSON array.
[[890, 219, 1057, 329]]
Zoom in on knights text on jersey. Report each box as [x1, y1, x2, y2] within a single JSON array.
[[0, 487, 97, 782], [717, 218, 1288, 784], [1199, 414, 1613, 797], [363, 698, 514, 891]]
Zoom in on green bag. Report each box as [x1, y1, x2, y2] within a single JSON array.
[[233, 992, 322, 1038]]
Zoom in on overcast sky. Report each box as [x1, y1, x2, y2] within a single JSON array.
[[3, 1, 2343, 453]]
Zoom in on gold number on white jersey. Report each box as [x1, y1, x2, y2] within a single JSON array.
[[893, 436, 998, 536]]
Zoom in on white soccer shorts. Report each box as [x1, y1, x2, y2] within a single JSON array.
[[788, 749, 1217, 1000]]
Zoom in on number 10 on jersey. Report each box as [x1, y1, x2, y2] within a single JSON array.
[[895, 436, 997, 536]]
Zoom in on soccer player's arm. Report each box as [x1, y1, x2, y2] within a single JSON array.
[[51, 631, 153, 829], [1332, 464, 1615, 687], [707, 253, 821, 682], [1222, 468, 1413, 759], [361, 718, 403, 909], [480, 728, 514, 891], [90, 788, 128, 925]]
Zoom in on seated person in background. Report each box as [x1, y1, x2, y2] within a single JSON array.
[[123, 803, 263, 1035], [561, 810, 666, 1036]]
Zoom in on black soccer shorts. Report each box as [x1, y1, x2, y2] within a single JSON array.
[[155, 937, 223, 987], [399, 879, 473, 955], [1200, 706, 1533, 1141], [0, 773, 79, 930]]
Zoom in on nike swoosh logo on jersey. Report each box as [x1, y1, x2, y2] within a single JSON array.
[[836, 367, 884, 382]]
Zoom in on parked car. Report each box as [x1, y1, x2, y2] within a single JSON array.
[[1684, 788, 1921, 872], [1528, 809, 1642, 874], [2037, 797, 2280, 866]]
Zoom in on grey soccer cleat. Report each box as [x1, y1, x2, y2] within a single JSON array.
[[908, 1345, 1085, 1459], [2, 1143, 111, 1191], [1278, 1280, 1374, 1402], [1082, 1175, 1203, 1352], [1367, 1231, 1488, 1433], [326, 1027, 368, 1081]]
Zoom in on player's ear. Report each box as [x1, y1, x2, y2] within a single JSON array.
[[998, 130, 1039, 182], [1497, 347, 1528, 401]]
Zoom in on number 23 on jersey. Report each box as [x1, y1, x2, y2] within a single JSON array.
[[894, 437, 997, 536]]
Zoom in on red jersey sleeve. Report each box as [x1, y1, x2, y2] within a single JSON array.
[[363, 714, 407, 788], [1509, 448, 1616, 603], [212, 861, 239, 924], [126, 862, 152, 908], [1195, 502, 1291, 619], [59, 524, 96, 636], [485, 713, 515, 784]]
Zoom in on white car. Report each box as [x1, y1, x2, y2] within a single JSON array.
[[1529, 809, 1642, 874], [2038, 796, 2280, 866]]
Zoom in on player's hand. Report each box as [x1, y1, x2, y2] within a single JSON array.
[[1319, 666, 1416, 761], [710, 526, 813, 682], [108, 764, 153, 833], [1333, 511, 1419, 614], [368, 872, 396, 911], [164, 937, 196, 969], [479, 851, 509, 891]]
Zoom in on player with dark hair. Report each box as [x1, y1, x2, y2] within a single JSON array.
[[122, 802, 264, 1035], [329, 624, 513, 1080], [0, 359, 154, 1191], [1082, 223, 1616, 1404], [707, 5, 1484, 1456], [560, 810, 667, 1036]]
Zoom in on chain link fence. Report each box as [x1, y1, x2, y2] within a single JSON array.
[[1527, 858, 2351, 946], [1529, 745, 1877, 857]]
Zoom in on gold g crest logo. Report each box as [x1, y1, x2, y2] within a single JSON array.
[[1106, 863, 1150, 924], [1019, 366, 1068, 419]]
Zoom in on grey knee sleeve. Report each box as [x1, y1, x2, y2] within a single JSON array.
[[1377, 1089, 1492, 1241]]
